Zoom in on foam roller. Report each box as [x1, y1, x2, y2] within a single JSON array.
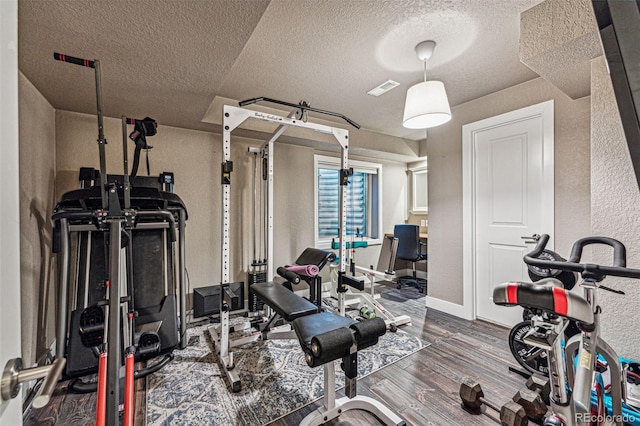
[[277, 266, 301, 284], [350, 317, 386, 350], [307, 327, 354, 367]]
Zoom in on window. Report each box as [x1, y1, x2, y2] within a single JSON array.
[[411, 168, 428, 213], [314, 155, 382, 247]]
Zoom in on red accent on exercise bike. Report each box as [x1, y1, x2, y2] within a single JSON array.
[[507, 282, 519, 304], [591, 381, 605, 425], [96, 350, 108, 426], [124, 351, 135, 426], [552, 287, 568, 316]]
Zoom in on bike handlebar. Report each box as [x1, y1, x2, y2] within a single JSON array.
[[568, 236, 626, 266], [523, 234, 640, 279]]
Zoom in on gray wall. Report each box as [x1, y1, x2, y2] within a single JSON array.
[[55, 111, 219, 295], [54, 111, 408, 302], [273, 144, 408, 281], [591, 57, 640, 360], [424, 76, 591, 304], [18, 72, 56, 368]]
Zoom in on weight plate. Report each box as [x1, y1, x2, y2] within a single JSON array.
[[527, 249, 564, 280], [509, 321, 549, 376]]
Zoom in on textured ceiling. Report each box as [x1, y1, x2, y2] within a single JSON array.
[[19, 0, 543, 140]]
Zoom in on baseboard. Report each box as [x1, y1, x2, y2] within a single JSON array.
[[425, 296, 473, 320]]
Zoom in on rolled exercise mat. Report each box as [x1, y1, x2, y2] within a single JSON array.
[[276, 266, 301, 284], [285, 264, 320, 277]]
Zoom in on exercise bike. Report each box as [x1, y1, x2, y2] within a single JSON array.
[[494, 234, 640, 425], [509, 242, 581, 376]]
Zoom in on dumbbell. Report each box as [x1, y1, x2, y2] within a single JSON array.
[[525, 374, 551, 404], [459, 378, 528, 426], [512, 374, 550, 421]]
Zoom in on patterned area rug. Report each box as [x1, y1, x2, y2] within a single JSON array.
[[146, 318, 427, 425]]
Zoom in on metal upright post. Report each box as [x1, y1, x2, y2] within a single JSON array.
[[93, 60, 108, 211], [221, 122, 231, 361], [106, 220, 122, 426], [337, 130, 350, 316], [267, 136, 274, 279], [178, 209, 187, 349], [55, 218, 70, 360], [209, 105, 242, 392], [121, 116, 131, 210]]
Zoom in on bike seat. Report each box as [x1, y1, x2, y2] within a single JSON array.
[[493, 279, 594, 325]]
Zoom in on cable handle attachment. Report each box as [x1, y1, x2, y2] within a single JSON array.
[[53, 52, 95, 68]]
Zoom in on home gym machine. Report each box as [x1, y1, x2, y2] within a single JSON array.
[[210, 98, 362, 392], [211, 98, 405, 425], [52, 53, 187, 426]]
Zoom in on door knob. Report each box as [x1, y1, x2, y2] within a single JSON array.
[[1, 357, 66, 408]]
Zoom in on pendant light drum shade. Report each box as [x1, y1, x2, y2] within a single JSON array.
[[402, 80, 451, 129]]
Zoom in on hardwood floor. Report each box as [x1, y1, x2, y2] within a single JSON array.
[[24, 282, 534, 425], [269, 284, 533, 426]]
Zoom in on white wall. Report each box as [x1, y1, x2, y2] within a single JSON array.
[[590, 57, 640, 360]]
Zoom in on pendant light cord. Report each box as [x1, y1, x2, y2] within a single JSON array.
[[423, 60, 427, 83]]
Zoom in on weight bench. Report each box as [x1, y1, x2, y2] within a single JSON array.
[[248, 280, 319, 340], [251, 276, 405, 425], [245, 248, 335, 341]]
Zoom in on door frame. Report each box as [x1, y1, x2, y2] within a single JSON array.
[[462, 100, 555, 321], [0, 0, 23, 423]]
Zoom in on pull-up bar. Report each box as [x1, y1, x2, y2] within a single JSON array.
[[238, 97, 361, 129]]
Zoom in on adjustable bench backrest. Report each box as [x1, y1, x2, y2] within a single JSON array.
[[294, 248, 336, 271], [251, 248, 337, 322]]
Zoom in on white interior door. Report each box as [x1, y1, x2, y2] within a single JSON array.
[[0, 0, 23, 424], [465, 101, 554, 327]]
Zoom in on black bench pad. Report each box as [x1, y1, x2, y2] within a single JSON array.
[[251, 281, 318, 321], [294, 248, 336, 270], [292, 312, 356, 346]]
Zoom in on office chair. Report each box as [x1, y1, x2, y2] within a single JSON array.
[[394, 224, 427, 293]]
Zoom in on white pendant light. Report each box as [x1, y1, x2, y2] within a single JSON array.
[[403, 41, 452, 129]]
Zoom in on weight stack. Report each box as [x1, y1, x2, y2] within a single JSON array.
[[248, 269, 266, 312]]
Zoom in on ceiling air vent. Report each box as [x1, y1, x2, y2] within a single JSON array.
[[366, 80, 400, 96]]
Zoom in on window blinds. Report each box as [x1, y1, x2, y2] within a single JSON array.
[[317, 169, 367, 238]]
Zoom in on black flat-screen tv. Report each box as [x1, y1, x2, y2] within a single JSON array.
[[592, 0, 640, 190]]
